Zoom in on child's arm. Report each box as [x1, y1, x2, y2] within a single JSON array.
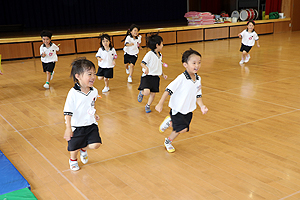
[[197, 98, 208, 114], [141, 62, 149, 75], [125, 43, 134, 47], [95, 113, 100, 121], [155, 91, 169, 113], [162, 72, 167, 80], [256, 40, 260, 48], [64, 115, 73, 141], [97, 57, 103, 62]]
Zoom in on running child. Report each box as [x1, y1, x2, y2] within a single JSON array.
[[95, 33, 117, 93], [137, 33, 167, 113], [40, 30, 59, 89], [155, 49, 208, 153], [122, 24, 142, 83], [238, 20, 260, 65], [63, 58, 102, 171]]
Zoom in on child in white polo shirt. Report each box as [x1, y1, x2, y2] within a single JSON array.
[[96, 33, 117, 93], [238, 20, 260, 64], [122, 24, 142, 83], [63, 58, 102, 171], [137, 33, 167, 113], [155, 49, 208, 153], [40, 30, 59, 89]]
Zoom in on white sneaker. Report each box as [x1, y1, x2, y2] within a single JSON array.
[[244, 54, 250, 63], [102, 87, 110, 93], [43, 83, 49, 89], [164, 138, 175, 153], [128, 76, 132, 83], [159, 116, 171, 132], [69, 159, 80, 171], [80, 150, 88, 164], [50, 71, 54, 80], [126, 67, 130, 74], [239, 60, 244, 65]]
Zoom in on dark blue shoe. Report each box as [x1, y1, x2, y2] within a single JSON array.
[[137, 91, 144, 102], [145, 105, 151, 113]]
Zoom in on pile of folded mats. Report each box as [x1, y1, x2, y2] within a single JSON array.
[[184, 12, 215, 25]]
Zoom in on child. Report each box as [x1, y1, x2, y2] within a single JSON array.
[[137, 33, 167, 113], [63, 57, 102, 171], [40, 30, 59, 89], [238, 20, 260, 65], [95, 33, 117, 93], [155, 49, 208, 153], [122, 24, 142, 83]]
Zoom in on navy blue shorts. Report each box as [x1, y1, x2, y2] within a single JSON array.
[[68, 124, 102, 151], [124, 53, 138, 65], [138, 75, 160, 93], [170, 110, 193, 133], [42, 62, 55, 73], [96, 67, 113, 78], [240, 43, 252, 53]]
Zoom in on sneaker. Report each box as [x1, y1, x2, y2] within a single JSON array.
[[69, 159, 80, 171], [244, 54, 250, 63], [43, 83, 49, 89], [128, 76, 132, 83], [145, 104, 151, 113], [164, 138, 175, 153], [102, 87, 110, 93], [137, 91, 144, 102], [126, 66, 130, 74], [80, 149, 88, 164], [159, 116, 171, 132], [50, 71, 54, 80]]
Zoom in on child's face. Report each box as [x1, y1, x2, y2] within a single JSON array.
[[131, 28, 139, 37], [42, 36, 51, 46], [247, 22, 254, 32], [156, 42, 163, 52], [76, 68, 96, 89], [102, 38, 110, 48], [183, 54, 201, 74]]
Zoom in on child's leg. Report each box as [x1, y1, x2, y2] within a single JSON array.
[[129, 63, 134, 77], [125, 63, 129, 70], [70, 150, 79, 160], [98, 76, 103, 81], [168, 128, 188, 141], [146, 92, 156, 106], [46, 71, 51, 83], [69, 150, 80, 171], [82, 143, 101, 150], [141, 88, 150, 96], [242, 50, 248, 61], [164, 128, 188, 153], [104, 78, 109, 88]]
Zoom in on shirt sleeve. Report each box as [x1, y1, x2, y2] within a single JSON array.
[[63, 90, 74, 116], [166, 75, 182, 95], [196, 78, 202, 98], [40, 45, 43, 55], [142, 51, 151, 65], [95, 48, 101, 58], [254, 32, 259, 40], [112, 48, 117, 58], [53, 43, 59, 51], [124, 36, 131, 45], [138, 35, 142, 43]]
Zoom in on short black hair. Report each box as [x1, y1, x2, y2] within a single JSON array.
[[247, 20, 255, 26], [146, 33, 163, 51], [99, 33, 113, 49], [121, 24, 140, 42], [40, 30, 52, 39], [70, 57, 96, 82], [182, 48, 202, 63]]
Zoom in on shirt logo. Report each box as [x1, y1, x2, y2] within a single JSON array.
[[49, 52, 53, 56], [249, 36, 253, 40]]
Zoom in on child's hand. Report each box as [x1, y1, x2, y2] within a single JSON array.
[[95, 114, 100, 121], [155, 104, 163, 113], [64, 128, 73, 141], [41, 52, 46, 57], [144, 67, 149, 75], [200, 105, 208, 114], [112, 60, 116, 66], [97, 57, 103, 62], [238, 34, 242, 38], [257, 44, 260, 48], [163, 74, 168, 80]]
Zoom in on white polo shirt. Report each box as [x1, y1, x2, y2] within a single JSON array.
[[40, 43, 59, 63], [95, 47, 117, 68], [240, 29, 259, 46], [64, 83, 98, 130], [166, 71, 202, 115], [141, 50, 163, 77], [123, 35, 142, 55]]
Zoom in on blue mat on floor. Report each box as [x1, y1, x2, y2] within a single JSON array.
[[0, 150, 31, 195]]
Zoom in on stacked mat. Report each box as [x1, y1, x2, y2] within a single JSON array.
[[0, 150, 37, 199]]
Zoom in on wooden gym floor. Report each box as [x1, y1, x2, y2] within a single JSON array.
[[0, 31, 300, 200]]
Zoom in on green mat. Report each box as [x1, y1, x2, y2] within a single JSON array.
[[0, 188, 37, 200]]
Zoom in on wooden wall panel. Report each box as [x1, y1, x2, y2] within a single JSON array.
[[76, 38, 100, 53], [0, 42, 33, 60], [255, 23, 274, 34], [33, 40, 76, 57], [177, 29, 203, 43], [204, 27, 229, 40], [157, 32, 176, 44], [230, 25, 245, 38], [274, 21, 292, 33]]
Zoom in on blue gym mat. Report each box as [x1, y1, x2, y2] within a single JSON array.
[[0, 150, 31, 195]]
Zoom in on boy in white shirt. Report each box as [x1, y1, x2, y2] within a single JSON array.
[[40, 30, 59, 89], [155, 49, 208, 153]]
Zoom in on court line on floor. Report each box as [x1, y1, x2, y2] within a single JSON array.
[[279, 190, 300, 199], [0, 113, 88, 200]]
